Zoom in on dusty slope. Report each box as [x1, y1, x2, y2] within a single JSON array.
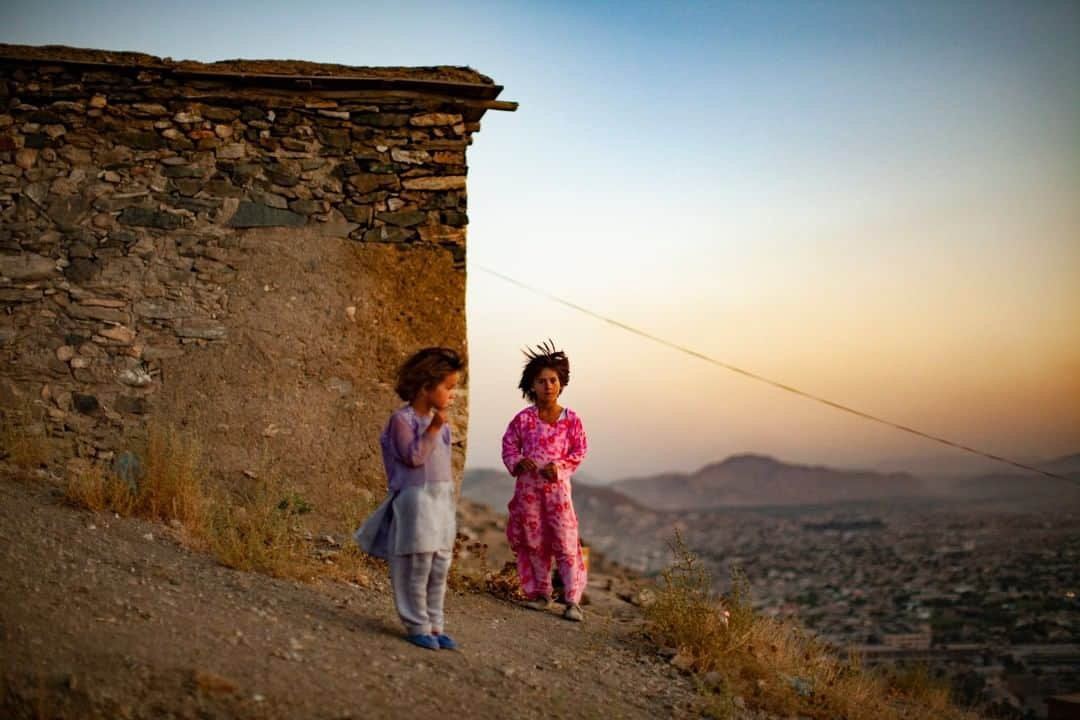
[[0, 473, 704, 720]]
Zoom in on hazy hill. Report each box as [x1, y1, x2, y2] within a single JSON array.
[[611, 454, 927, 510], [1041, 453, 1080, 478], [461, 468, 632, 518], [465, 451, 1080, 516]]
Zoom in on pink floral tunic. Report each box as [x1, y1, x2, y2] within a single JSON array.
[[501, 406, 589, 603]]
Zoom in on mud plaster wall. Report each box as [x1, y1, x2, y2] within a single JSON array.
[[0, 46, 494, 519]]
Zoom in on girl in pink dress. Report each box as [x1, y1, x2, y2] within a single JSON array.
[[501, 341, 589, 622]]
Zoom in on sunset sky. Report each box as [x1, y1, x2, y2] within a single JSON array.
[[4, 1, 1078, 480]]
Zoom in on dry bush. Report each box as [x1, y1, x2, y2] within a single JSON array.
[[64, 463, 137, 515], [644, 531, 978, 720], [203, 477, 316, 579], [318, 543, 382, 587], [63, 423, 205, 533], [886, 663, 957, 716], [0, 406, 51, 469], [62, 424, 382, 587], [137, 424, 204, 529], [447, 532, 525, 601]]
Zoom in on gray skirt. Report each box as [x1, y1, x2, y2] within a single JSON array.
[[354, 482, 456, 559]]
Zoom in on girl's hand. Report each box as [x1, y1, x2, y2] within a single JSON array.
[[428, 409, 449, 432], [514, 458, 537, 476], [540, 463, 558, 482]]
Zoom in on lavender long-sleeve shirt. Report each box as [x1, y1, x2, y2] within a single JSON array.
[[377, 405, 456, 555]]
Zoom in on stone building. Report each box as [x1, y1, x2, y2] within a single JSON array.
[[0, 44, 515, 511]]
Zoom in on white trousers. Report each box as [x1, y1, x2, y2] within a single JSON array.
[[389, 549, 451, 636]]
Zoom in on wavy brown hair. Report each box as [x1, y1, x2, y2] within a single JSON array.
[[394, 347, 465, 401], [518, 339, 570, 401]]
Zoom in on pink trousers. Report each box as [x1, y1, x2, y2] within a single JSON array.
[[506, 475, 587, 604]]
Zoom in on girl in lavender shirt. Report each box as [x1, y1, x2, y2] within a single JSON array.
[[355, 347, 464, 651]]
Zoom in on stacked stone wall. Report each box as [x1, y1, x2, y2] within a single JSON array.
[[0, 46, 498, 500]]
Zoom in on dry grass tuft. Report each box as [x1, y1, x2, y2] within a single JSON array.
[[0, 406, 51, 469], [138, 424, 204, 528], [203, 477, 316, 579], [644, 531, 979, 720], [60, 423, 380, 587], [64, 462, 138, 515], [63, 423, 203, 530], [448, 532, 525, 601]]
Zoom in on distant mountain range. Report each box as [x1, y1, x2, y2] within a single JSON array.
[[462, 453, 1080, 575], [464, 452, 1080, 514], [612, 454, 928, 510]]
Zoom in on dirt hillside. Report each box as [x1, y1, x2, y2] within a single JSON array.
[[0, 470, 724, 720]]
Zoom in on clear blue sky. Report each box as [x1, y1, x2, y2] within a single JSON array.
[[3, 1, 1078, 479]]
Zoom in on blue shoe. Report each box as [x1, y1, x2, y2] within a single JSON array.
[[405, 634, 438, 650], [434, 634, 458, 651]]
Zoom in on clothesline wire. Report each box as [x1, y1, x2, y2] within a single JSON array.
[[474, 264, 1075, 485]]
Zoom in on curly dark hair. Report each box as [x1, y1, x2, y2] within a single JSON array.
[[394, 347, 465, 401], [518, 339, 570, 401]]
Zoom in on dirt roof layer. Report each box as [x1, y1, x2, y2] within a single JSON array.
[[0, 43, 495, 86]]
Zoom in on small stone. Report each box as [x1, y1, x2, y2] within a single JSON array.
[[114, 395, 148, 415], [417, 225, 465, 244], [72, 393, 100, 415], [163, 164, 205, 178], [118, 206, 185, 230], [317, 109, 350, 120], [433, 151, 465, 164], [132, 103, 168, 116], [115, 131, 162, 150], [89, 95, 107, 109], [56, 345, 75, 362], [15, 148, 38, 169], [227, 202, 305, 228], [670, 651, 695, 672], [173, 111, 202, 124], [339, 204, 372, 224], [350, 112, 410, 128], [401, 175, 466, 191], [0, 253, 56, 281], [441, 210, 468, 227], [347, 173, 399, 194], [102, 170, 122, 183], [98, 325, 136, 344], [390, 148, 430, 164], [214, 124, 233, 139], [375, 210, 426, 227], [251, 191, 289, 210], [266, 165, 299, 187], [327, 377, 353, 396], [362, 226, 414, 243], [217, 143, 245, 160], [288, 199, 327, 215], [175, 319, 227, 340], [345, 306, 356, 322], [410, 112, 463, 127], [118, 368, 153, 387]]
